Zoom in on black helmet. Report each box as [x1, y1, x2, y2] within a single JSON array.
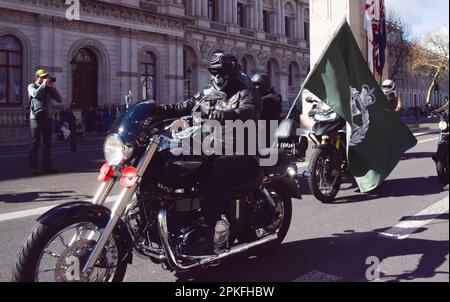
[[208, 53, 240, 91], [251, 73, 272, 95]]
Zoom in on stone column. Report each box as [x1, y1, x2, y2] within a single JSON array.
[[232, 0, 238, 24], [258, 0, 264, 30], [297, 2, 304, 40], [201, 0, 208, 18]]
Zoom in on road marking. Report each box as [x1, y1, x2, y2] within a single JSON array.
[[417, 137, 439, 144], [0, 195, 119, 223], [379, 196, 449, 240], [294, 271, 341, 282]]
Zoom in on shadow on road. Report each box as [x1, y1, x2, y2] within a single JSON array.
[[0, 191, 91, 204], [334, 176, 448, 204], [402, 152, 435, 160], [174, 225, 449, 282]]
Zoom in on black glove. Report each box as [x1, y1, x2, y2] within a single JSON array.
[[209, 110, 236, 124]]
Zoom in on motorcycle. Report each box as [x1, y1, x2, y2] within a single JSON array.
[[305, 97, 349, 203], [12, 89, 301, 282], [277, 105, 309, 163], [432, 111, 449, 184]]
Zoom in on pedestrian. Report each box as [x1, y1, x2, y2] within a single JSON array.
[[103, 104, 112, 132], [28, 69, 62, 175]]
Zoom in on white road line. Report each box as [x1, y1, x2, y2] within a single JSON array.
[[0, 195, 119, 223], [417, 137, 439, 144], [379, 196, 449, 240]]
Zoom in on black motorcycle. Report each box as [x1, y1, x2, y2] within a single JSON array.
[[12, 90, 301, 282], [306, 98, 349, 203], [432, 111, 449, 184]]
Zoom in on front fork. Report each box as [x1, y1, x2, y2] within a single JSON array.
[[81, 137, 160, 275]]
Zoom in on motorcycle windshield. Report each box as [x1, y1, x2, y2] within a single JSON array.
[[109, 100, 158, 144]]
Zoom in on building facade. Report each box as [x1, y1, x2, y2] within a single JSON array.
[[0, 0, 310, 142]]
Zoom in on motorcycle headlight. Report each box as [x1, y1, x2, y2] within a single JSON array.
[[439, 121, 448, 131], [104, 134, 133, 166]]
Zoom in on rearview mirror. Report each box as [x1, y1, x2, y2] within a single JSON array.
[[275, 119, 294, 139]]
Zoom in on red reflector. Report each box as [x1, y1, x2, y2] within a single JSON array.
[[98, 163, 114, 182], [120, 166, 139, 189]]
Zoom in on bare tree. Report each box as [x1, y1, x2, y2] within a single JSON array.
[[411, 29, 449, 105]]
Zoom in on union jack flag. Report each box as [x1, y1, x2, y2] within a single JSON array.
[[365, 0, 387, 76]]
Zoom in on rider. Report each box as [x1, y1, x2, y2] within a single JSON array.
[[433, 97, 449, 115], [382, 79, 402, 112], [156, 53, 262, 252], [251, 73, 282, 146]]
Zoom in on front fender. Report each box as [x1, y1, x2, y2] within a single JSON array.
[[37, 201, 133, 264], [269, 176, 302, 200]]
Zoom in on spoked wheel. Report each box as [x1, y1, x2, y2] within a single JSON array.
[[12, 216, 128, 282], [249, 183, 293, 251], [308, 149, 342, 203]]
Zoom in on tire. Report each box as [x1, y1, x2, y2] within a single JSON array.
[[308, 149, 342, 203], [248, 183, 293, 252], [11, 215, 128, 282], [436, 152, 449, 184]]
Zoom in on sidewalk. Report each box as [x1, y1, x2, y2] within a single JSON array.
[[0, 133, 106, 149]]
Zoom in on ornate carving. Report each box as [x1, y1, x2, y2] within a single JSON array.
[[16, 0, 187, 32]]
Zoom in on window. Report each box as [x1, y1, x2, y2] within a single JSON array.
[[267, 61, 272, 77], [237, 3, 245, 27], [0, 35, 22, 105], [140, 51, 157, 101], [208, 0, 218, 21], [304, 21, 310, 42], [241, 57, 248, 74], [288, 64, 294, 87], [263, 10, 270, 33], [285, 17, 293, 38]]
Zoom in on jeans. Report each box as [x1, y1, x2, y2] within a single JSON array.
[[203, 155, 260, 224], [29, 118, 54, 169]]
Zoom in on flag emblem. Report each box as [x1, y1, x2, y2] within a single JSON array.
[[349, 85, 376, 146]]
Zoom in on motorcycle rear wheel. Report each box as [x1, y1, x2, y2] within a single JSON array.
[[308, 149, 342, 203], [436, 152, 449, 184], [11, 216, 128, 282]]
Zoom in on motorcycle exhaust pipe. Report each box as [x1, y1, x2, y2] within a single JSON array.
[[158, 209, 278, 272]]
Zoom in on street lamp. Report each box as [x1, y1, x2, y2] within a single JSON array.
[[186, 66, 192, 99]]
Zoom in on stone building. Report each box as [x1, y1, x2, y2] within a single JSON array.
[[0, 0, 310, 142]]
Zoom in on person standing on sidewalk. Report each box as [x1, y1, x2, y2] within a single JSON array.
[[28, 69, 62, 175]]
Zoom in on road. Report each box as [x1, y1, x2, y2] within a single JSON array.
[[0, 132, 448, 282]]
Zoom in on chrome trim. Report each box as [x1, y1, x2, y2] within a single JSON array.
[[82, 137, 161, 274], [158, 208, 279, 272], [92, 178, 115, 205]]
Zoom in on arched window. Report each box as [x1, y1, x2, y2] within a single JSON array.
[[241, 57, 248, 74], [140, 51, 157, 101], [0, 35, 22, 105]]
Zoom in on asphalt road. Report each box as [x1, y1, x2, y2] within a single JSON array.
[[0, 132, 448, 282]]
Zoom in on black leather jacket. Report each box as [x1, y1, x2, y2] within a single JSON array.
[[157, 77, 261, 155], [158, 77, 260, 122]]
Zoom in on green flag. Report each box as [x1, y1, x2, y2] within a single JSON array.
[[304, 20, 417, 193]]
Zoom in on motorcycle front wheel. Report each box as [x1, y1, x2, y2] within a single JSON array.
[[11, 215, 128, 282], [308, 148, 342, 203]]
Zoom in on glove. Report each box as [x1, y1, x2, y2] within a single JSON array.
[[208, 110, 226, 124], [208, 110, 236, 124]]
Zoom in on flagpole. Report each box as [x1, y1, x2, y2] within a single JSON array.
[[285, 17, 349, 120]]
